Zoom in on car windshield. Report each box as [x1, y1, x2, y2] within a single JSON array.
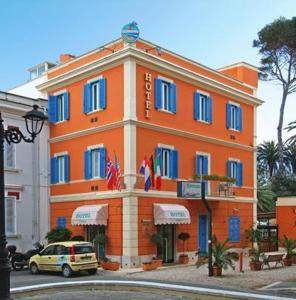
[[74, 244, 94, 254]]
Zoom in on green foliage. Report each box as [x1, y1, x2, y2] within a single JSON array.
[[271, 173, 296, 197], [284, 142, 296, 174], [178, 232, 190, 254], [253, 247, 264, 263], [71, 235, 85, 241], [282, 235, 296, 259], [94, 233, 108, 245], [257, 184, 276, 212], [212, 235, 239, 270], [286, 121, 296, 146], [257, 141, 278, 178], [151, 233, 163, 247], [192, 174, 236, 183], [245, 227, 262, 244], [45, 228, 72, 243]]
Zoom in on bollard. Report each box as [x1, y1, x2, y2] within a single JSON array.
[[239, 252, 243, 272]]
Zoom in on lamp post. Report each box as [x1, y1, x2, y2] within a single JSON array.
[[0, 104, 47, 300]]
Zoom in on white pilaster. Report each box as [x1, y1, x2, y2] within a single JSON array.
[[253, 106, 258, 225]]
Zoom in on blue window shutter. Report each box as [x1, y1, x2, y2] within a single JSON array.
[[48, 95, 57, 123], [195, 155, 200, 175], [50, 157, 58, 184], [227, 161, 232, 177], [206, 96, 212, 123], [57, 217, 66, 229], [170, 149, 178, 179], [84, 150, 92, 179], [64, 92, 70, 120], [169, 83, 176, 113], [83, 83, 91, 113], [226, 103, 232, 129], [237, 107, 242, 131], [229, 216, 240, 242], [99, 148, 106, 178], [99, 77, 107, 109], [155, 78, 162, 109], [237, 162, 243, 186], [194, 92, 200, 120], [155, 147, 163, 176], [64, 155, 70, 182], [203, 156, 208, 175]]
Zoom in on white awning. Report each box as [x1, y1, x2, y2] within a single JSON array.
[[153, 204, 191, 225], [71, 204, 108, 226]]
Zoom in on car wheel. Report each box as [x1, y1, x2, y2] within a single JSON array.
[[62, 264, 72, 278], [30, 263, 39, 275], [87, 268, 97, 275]]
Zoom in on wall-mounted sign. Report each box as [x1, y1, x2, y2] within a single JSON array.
[[144, 73, 152, 118], [121, 22, 140, 44], [177, 181, 201, 198]]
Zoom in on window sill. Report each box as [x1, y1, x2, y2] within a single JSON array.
[[6, 234, 20, 238], [196, 119, 211, 125], [228, 128, 241, 133], [86, 109, 104, 115], [157, 108, 175, 115], [54, 120, 67, 125], [4, 168, 21, 173]]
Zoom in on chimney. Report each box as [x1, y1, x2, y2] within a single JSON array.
[[59, 54, 76, 64]]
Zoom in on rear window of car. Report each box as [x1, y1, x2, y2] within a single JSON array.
[[74, 244, 94, 254]]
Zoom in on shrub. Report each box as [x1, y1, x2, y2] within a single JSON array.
[[45, 228, 72, 243]]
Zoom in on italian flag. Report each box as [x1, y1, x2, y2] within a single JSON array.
[[154, 156, 162, 190]]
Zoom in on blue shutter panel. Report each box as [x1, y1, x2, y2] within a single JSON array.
[[169, 83, 176, 113], [226, 103, 232, 129], [83, 83, 91, 113], [237, 162, 243, 186], [57, 217, 66, 229], [99, 148, 106, 178], [194, 92, 200, 120], [195, 155, 200, 175], [227, 161, 232, 177], [48, 95, 57, 123], [155, 147, 163, 176], [99, 77, 107, 109], [229, 217, 240, 242], [202, 156, 208, 175], [84, 150, 92, 179], [64, 155, 70, 182], [50, 157, 58, 184], [237, 107, 242, 131], [155, 78, 162, 109], [170, 149, 178, 179], [206, 96, 212, 123], [64, 92, 70, 120]]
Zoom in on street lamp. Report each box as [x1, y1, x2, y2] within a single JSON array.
[[0, 104, 47, 300]]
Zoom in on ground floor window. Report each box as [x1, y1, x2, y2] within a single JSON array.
[[86, 225, 106, 259]]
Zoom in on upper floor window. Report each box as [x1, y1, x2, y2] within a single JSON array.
[[5, 196, 16, 236], [84, 77, 106, 113], [48, 91, 70, 123], [84, 147, 106, 179], [195, 154, 209, 176], [194, 92, 212, 123], [227, 160, 243, 186], [226, 103, 242, 131], [4, 142, 16, 169], [155, 146, 178, 179], [155, 78, 176, 113], [51, 154, 69, 184]]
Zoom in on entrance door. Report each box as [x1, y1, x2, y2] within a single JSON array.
[[86, 225, 106, 259], [198, 215, 207, 256], [157, 224, 175, 263]]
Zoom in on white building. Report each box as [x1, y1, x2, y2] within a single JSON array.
[[0, 91, 49, 252]]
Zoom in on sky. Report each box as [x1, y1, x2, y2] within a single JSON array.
[[0, 0, 295, 143]]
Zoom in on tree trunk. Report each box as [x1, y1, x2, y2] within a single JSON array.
[[277, 89, 288, 173]]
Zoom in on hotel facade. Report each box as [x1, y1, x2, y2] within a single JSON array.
[[38, 37, 262, 267]]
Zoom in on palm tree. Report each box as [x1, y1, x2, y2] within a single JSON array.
[[257, 184, 276, 212], [257, 141, 278, 178], [284, 143, 296, 175], [286, 120, 296, 146]]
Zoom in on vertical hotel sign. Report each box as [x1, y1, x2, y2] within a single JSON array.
[[144, 73, 152, 118]]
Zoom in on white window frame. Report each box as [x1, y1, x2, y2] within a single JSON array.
[[5, 196, 17, 236], [162, 148, 170, 178], [57, 156, 65, 183], [57, 94, 65, 122], [161, 81, 170, 111], [228, 158, 240, 186], [200, 94, 207, 122], [91, 148, 100, 178], [196, 151, 211, 194], [228, 102, 240, 130], [91, 80, 100, 112]]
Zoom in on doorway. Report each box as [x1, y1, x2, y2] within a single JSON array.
[[157, 224, 175, 263], [86, 225, 106, 259], [198, 215, 208, 256]]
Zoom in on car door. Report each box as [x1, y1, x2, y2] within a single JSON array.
[[55, 245, 69, 271], [38, 245, 56, 271]]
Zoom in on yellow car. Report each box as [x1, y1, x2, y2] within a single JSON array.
[[29, 241, 98, 277]]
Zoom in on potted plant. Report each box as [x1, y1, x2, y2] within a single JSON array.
[[245, 227, 261, 256], [151, 233, 163, 267], [282, 235, 296, 266], [212, 235, 239, 276], [249, 247, 263, 271], [178, 232, 190, 264], [292, 251, 296, 264], [45, 227, 72, 243], [142, 261, 157, 271], [100, 257, 120, 271]]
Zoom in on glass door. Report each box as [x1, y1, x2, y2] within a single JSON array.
[[86, 225, 105, 259], [157, 224, 175, 263]]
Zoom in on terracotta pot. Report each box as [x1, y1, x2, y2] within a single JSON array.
[[212, 265, 222, 276], [248, 248, 255, 257], [283, 258, 292, 267], [178, 255, 189, 264], [100, 261, 120, 271], [142, 262, 157, 271], [152, 259, 162, 268], [292, 256, 296, 264], [249, 261, 262, 271]]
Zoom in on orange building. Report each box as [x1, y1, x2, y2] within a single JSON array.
[[38, 36, 263, 267]]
